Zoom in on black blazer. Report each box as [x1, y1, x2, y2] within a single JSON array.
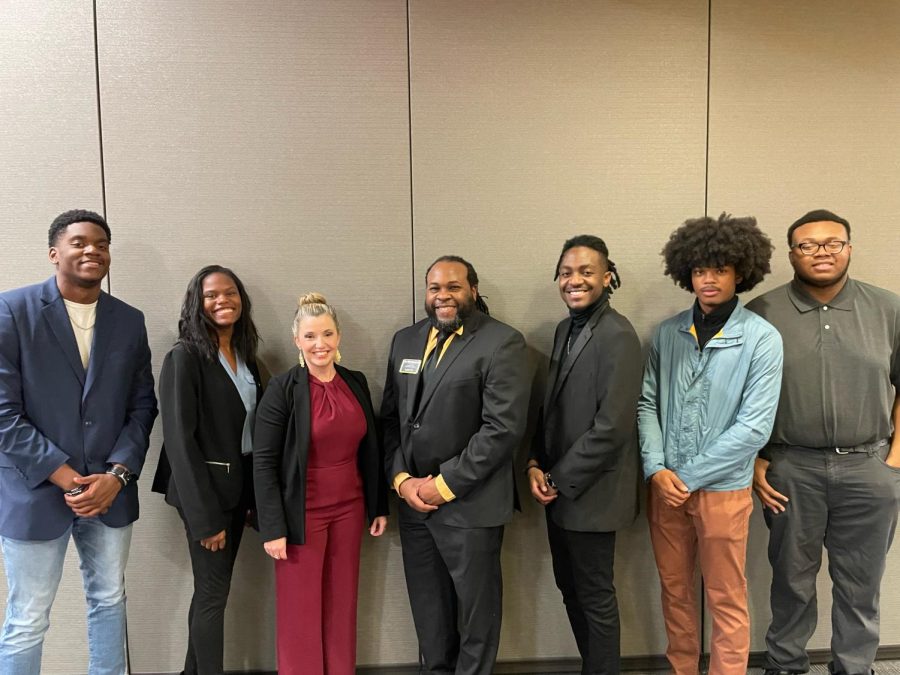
[[151, 344, 263, 540], [381, 311, 530, 528], [253, 364, 388, 546], [532, 299, 642, 532]]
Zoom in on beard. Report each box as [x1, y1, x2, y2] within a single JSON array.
[[425, 296, 475, 332]]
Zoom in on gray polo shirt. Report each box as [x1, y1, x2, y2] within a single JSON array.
[[745, 278, 900, 449]]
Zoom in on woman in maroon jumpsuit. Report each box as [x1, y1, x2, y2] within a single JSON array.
[[253, 293, 388, 675]]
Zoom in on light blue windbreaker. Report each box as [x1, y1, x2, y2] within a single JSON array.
[[638, 301, 783, 491]]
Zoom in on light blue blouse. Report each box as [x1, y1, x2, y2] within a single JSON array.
[[218, 351, 257, 455]]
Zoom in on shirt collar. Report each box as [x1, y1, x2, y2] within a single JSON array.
[[428, 325, 464, 341], [788, 277, 856, 313]]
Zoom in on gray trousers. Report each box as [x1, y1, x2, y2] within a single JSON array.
[[763, 444, 900, 675]]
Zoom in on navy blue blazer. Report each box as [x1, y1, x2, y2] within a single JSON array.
[[0, 276, 158, 540]]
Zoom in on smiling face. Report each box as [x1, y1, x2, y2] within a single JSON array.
[[424, 261, 477, 331], [789, 220, 852, 290], [557, 246, 611, 311], [49, 221, 110, 297], [294, 313, 340, 373], [202, 272, 242, 335], [691, 264, 741, 315]]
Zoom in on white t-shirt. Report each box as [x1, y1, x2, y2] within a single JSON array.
[[63, 299, 97, 369]]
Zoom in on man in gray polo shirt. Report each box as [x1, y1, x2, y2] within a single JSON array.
[[747, 209, 900, 675]]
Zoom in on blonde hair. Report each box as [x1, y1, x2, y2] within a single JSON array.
[[292, 292, 340, 337]]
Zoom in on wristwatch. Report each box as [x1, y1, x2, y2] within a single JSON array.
[[106, 465, 134, 488]]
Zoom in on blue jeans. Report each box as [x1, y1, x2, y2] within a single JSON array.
[[0, 518, 133, 675]]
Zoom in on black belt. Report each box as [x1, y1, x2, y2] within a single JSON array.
[[768, 438, 889, 455]]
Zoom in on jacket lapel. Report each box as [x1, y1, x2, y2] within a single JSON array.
[[414, 313, 483, 417], [83, 293, 113, 399], [549, 301, 610, 406], [292, 367, 312, 479], [544, 319, 569, 412], [405, 322, 432, 423], [40, 278, 85, 386]]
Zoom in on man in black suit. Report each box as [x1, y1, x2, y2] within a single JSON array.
[[381, 255, 529, 675], [527, 235, 642, 675]]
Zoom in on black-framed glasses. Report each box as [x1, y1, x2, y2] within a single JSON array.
[[791, 240, 849, 256]]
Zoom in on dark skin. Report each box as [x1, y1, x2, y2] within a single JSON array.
[[45, 221, 126, 516], [399, 261, 478, 511], [753, 220, 900, 512], [198, 272, 243, 551]]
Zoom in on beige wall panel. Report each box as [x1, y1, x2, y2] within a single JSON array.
[[708, 0, 900, 651], [409, 0, 708, 660], [0, 2, 104, 674], [95, 1, 411, 671]]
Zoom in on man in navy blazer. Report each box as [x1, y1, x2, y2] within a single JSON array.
[[0, 210, 157, 675], [382, 256, 529, 675]]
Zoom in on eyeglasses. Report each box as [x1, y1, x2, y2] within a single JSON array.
[[791, 240, 849, 256]]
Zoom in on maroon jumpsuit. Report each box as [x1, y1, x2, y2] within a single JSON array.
[[275, 373, 366, 675]]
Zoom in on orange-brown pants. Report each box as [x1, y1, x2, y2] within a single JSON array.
[[647, 486, 753, 675]]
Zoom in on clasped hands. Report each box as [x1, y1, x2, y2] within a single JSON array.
[[50, 463, 123, 518], [399, 475, 445, 513]]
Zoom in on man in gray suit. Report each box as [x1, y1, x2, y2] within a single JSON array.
[[527, 235, 642, 675], [381, 255, 529, 675]]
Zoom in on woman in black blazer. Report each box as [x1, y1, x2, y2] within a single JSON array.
[[254, 293, 388, 675], [151, 265, 265, 675]]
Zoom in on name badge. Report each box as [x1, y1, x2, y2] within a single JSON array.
[[399, 359, 422, 375]]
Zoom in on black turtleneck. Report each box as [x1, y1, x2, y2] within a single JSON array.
[[692, 295, 738, 351], [566, 289, 609, 353]]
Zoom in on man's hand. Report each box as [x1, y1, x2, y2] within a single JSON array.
[[64, 473, 122, 517], [398, 476, 439, 513], [48, 464, 81, 491], [752, 458, 789, 512], [201, 530, 227, 552], [650, 469, 691, 508], [527, 466, 557, 505], [417, 478, 447, 507]]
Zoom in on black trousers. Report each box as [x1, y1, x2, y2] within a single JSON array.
[[178, 505, 247, 675], [547, 514, 619, 675], [398, 504, 504, 675]]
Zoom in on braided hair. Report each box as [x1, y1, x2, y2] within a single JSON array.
[[425, 255, 490, 315], [553, 234, 621, 295]]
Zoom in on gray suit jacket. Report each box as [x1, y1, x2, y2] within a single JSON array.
[[381, 310, 529, 528], [533, 299, 641, 532]]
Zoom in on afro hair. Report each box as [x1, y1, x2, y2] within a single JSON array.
[[661, 213, 774, 293]]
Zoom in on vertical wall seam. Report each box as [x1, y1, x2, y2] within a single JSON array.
[[700, 0, 712, 660], [703, 0, 712, 218], [406, 0, 416, 323], [92, 0, 111, 295]]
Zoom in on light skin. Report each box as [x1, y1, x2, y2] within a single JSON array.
[[46, 221, 128, 515], [264, 313, 387, 560], [753, 221, 900, 510], [402, 261, 479, 510], [528, 246, 613, 504]]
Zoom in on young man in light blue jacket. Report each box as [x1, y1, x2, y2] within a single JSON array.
[[638, 213, 783, 675]]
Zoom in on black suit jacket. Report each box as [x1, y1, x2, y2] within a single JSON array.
[[151, 344, 263, 540], [381, 311, 529, 528], [533, 300, 642, 532], [253, 364, 388, 546]]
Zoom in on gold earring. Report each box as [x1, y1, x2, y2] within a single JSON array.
[[298, 351, 306, 368], [335, 349, 342, 364]]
